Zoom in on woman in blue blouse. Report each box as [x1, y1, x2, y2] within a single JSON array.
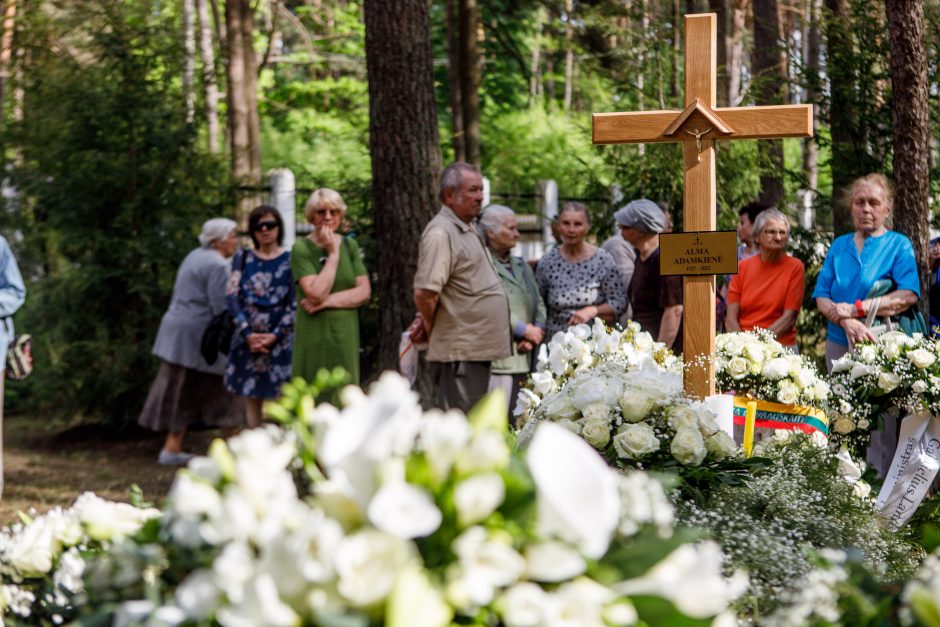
[[225, 206, 295, 427], [813, 174, 919, 372]]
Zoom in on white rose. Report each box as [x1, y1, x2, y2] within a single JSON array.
[[884, 341, 901, 360], [670, 428, 707, 466], [814, 380, 831, 400], [777, 385, 799, 405], [913, 380, 928, 394], [697, 409, 720, 437], [580, 418, 612, 450], [761, 357, 790, 380], [531, 370, 557, 396], [794, 368, 816, 389], [454, 473, 506, 527], [613, 423, 660, 459], [877, 372, 901, 393], [668, 406, 700, 431], [705, 431, 738, 460], [743, 342, 765, 364], [857, 418, 870, 430], [334, 529, 413, 607], [619, 388, 654, 422], [499, 583, 547, 627], [727, 356, 748, 379], [555, 418, 582, 434], [839, 400, 853, 415], [833, 417, 856, 434], [859, 345, 877, 363], [73, 493, 159, 543], [543, 392, 579, 421], [581, 401, 611, 422], [909, 349, 937, 369], [7, 516, 57, 575], [368, 481, 442, 539]]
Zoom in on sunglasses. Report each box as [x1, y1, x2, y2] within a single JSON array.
[[253, 220, 279, 232]]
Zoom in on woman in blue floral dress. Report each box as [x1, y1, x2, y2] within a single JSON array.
[[225, 206, 295, 426]]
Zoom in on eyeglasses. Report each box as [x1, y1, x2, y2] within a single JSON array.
[[314, 208, 342, 217], [253, 220, 279, 232]]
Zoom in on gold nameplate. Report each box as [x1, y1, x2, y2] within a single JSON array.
[[659, 230, 738, 276]]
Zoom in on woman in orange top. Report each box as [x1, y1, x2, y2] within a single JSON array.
[[725, 208, 805, 349]]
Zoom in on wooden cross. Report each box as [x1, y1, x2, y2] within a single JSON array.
[[593, 13, 813, 399]]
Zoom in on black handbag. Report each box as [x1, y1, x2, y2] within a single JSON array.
[[200, 250, 247, 364]]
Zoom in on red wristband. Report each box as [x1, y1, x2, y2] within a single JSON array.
[[855, 299, 865, 317]]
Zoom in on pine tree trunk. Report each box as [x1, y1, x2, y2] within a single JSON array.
[[752, 0, 785, 207], [182, 0, 196, 123], [225, 0, 261, 221], [0, 0, 16, 114], [728, 0, 747, 105], [196, 0, 221, 153], [563, 0, 574, 111], [446, 0, 465, 161], [885, 0, 930, 309], [802, 0, 821, 194], [364, 0, 442, 373], [459, 0, 480, 166], [708, 0, 729, 106], [529, 7, 544, 106], [824, 0, 855, 233]]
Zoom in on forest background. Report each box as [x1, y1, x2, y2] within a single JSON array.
[[1, 0, 938, 425]]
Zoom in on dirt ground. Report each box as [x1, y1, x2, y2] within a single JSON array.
[[0, 414, 222, 524]]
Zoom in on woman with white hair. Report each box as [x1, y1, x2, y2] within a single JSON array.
[[480, 205, 546, 423], [139, 218, 246, 465], [291, 188, 371, 384], [725, 208, 805, 349]]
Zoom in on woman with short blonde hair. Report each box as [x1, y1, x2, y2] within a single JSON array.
[[291, 188, 371, 383]]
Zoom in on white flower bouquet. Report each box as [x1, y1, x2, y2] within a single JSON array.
[[513, 319, 681, 424], [517, 354, 740, 471], [828, 331, 940, 450], [715, 330, 830, 410], [0, 492, 159, 624], [8, 373, 747, 626]]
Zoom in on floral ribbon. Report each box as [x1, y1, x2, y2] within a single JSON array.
[[731, 397, 829, 436], [876, 412, 940, 530]]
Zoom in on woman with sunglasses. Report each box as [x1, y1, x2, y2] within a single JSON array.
[[292, 189, 371, 384], [224, 205, 296, 427]]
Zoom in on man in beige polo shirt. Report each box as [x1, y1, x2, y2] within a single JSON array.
[[412, 162, 511, 412]]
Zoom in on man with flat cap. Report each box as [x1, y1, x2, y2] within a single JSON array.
[[618, 198, 683, 355]]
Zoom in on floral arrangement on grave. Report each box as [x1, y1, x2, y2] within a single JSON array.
[[515, 320, 740, 471], [827, 331, 940, 452], [713, 329, 831, 411], [0, 372, 749, 626], [0, 492, 159, 623]]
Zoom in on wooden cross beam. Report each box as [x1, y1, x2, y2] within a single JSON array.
[[593, 13, 813, 399]]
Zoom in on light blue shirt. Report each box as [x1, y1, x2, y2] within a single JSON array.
[[0, 236, 25, 362], [812, 230, 920, 346]]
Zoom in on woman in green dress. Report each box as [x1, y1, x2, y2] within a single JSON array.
[[292, 188, 371, 383]]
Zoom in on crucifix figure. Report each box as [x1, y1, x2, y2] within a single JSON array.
[[593, 13, 813, 399]]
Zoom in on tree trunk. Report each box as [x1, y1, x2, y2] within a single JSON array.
[[824, 0, 855, 233], [671, 0, 680, 101], [225, 0, 261, 221], [196, 0, 221, 153], [728, 0, 747, 105], [182, 0, 196, 123], [529, 7, 544, 106], [885, 0, 930, 309], [458, 0, 480, 166], [364, 0, 442, 374], [802, 0, 821, 195], [752, 0, 785, 208], [445, 0, 465, 161], [708, 0, 729, 106], [0, 0, 15, 115], [563, 0, 574, 111]]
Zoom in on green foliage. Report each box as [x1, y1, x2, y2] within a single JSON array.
[[4, 1, 231, 423]]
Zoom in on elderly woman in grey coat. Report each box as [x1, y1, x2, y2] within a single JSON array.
[[138, 218, 246, 464], [480, 205, 546, 424]]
